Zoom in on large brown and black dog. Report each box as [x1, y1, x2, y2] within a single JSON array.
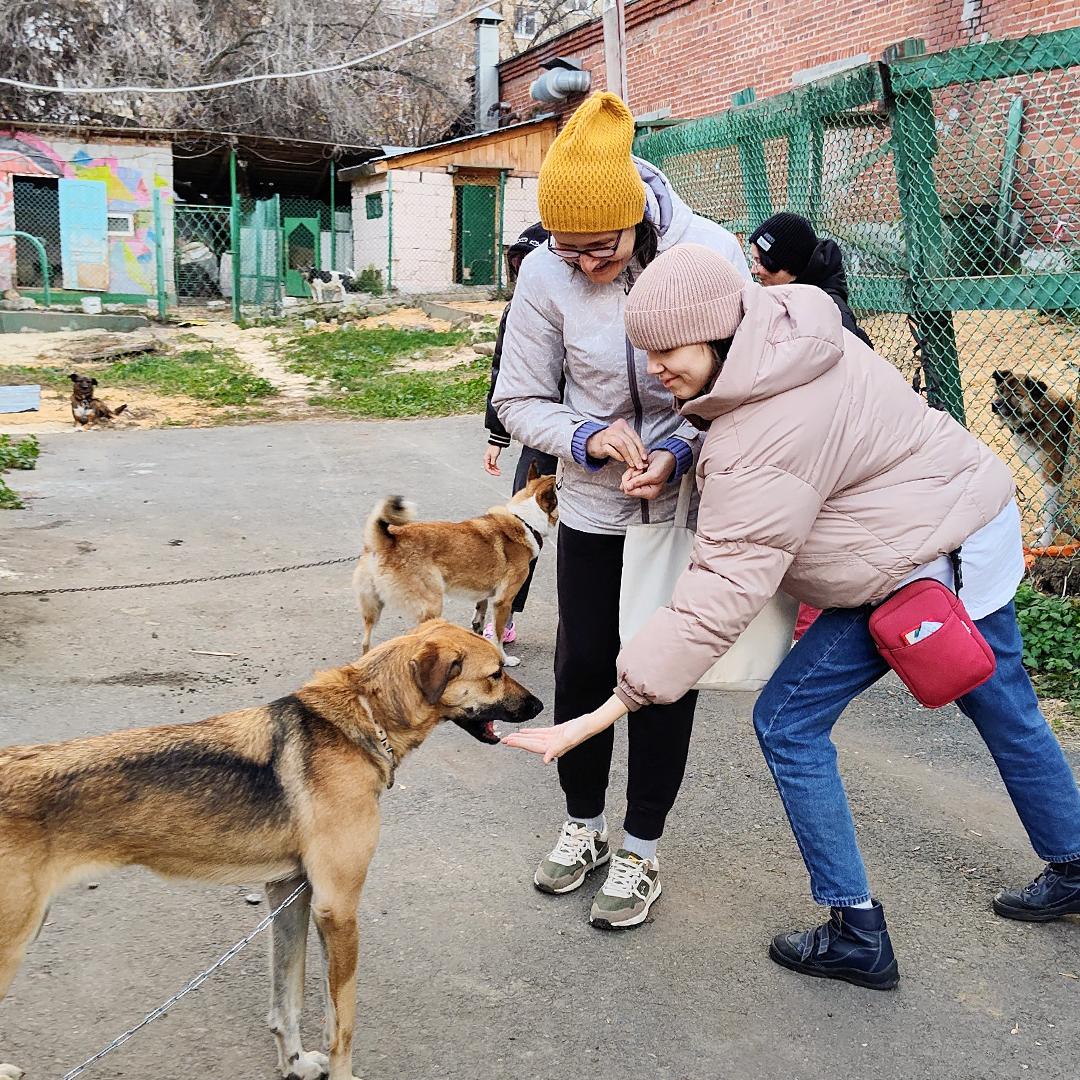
[[991, 369, 1075, 544], [0, 620, 541, 1080], [353, 464, 558, 665]]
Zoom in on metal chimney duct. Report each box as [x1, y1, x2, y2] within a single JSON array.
[[530, 57, 591, 103], [473, 7, 503, 133]]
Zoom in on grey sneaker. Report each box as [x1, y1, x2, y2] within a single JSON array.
[[534, 820, 611, 894], [590, 849, 662, 929]]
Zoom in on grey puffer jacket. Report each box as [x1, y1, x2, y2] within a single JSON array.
[[492, 158, 749, 535]]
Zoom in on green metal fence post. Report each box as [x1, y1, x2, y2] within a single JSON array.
[[732, 88, 773, 232], [152, 189, 168, 321], [230, 149, 242, 322], [330, 159, 337, 272], [787, 88, 823, 223], [496, 169, 506, 292], [386, 173, 394, 293], [886, 39, 966, 425], [274, 193, 284, 306]]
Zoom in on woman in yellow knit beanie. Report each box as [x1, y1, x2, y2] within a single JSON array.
[[491, 91, 749, 931]]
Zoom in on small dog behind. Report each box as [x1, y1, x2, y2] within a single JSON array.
[[304, 267, 355, 303], [354, 464, 558, 665], [991, 369, 1075, 544], [69, 373, 128, 429]]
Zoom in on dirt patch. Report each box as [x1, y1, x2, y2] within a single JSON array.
[[0, 383, 210, 434], [91, 670, 216, 687], [352, 306, 454, 332]]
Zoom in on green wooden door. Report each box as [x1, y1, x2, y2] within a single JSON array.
[[455, 185, 496, 285], [284, 216, 320, 297]]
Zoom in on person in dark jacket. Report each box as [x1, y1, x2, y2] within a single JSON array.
[[748, 212, 873, 347], [481, 221, 556, 645], [748, 212, 873, 641]]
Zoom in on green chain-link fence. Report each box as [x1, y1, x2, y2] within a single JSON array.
[[174, 204, 232, 302], [636, 28, 1080, 550]]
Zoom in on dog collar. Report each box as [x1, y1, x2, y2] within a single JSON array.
[[373, 722, 397, 789], [510, 512, 545, 552]]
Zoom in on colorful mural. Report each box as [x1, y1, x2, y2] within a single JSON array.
[[0, 130, 173, 295]]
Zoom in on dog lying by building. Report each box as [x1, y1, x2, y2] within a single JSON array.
[[69, 372, 127, 429], [0, 620, 541, 1080]]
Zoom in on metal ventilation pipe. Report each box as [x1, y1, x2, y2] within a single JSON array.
[[530, 68, 592, 102]]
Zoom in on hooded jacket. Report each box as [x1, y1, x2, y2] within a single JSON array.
[[492, 157, 749, 534], [801, 239, 873, 347], [615, 282, 1014, 708]]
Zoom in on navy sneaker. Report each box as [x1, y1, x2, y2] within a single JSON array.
[[769, 900, 900, 990], [993, 861, 1080, 923]]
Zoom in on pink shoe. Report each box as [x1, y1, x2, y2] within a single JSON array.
[[483, 622, 517, 644]]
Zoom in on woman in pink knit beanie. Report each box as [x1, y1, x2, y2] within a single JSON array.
[[507, 242, 1080, 992]]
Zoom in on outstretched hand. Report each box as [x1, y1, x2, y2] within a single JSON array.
[[502, 695, 630, 763]]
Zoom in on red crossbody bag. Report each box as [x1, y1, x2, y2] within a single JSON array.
[[867, 551, 996, 709]]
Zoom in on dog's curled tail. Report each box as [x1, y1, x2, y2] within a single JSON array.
[[364, 495, 416, 551], [114, 403, 129, 416]]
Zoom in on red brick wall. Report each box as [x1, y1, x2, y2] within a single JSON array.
[[498, 0, 1078, 125]]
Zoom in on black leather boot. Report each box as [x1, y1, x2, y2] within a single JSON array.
[[993, 861, 1080, 922], [769, 900, 900, 990]]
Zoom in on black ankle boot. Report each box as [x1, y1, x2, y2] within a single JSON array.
[[993, 861, 1080, 922], [769, 900, 900, 990]]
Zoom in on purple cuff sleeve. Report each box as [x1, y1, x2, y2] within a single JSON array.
[[655, 437, 694, 482], [572, 421, 608, 471]]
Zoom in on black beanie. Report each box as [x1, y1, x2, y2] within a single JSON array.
[[748, 213, 819, 277], [507, 222, 550, 263]]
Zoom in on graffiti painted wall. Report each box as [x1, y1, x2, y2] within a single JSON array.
[[0, 130, 174, 296]]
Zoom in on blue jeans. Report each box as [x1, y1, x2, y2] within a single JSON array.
[[753, 601, 1080, 906]]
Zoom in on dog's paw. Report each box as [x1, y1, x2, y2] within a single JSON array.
[[285, 1050, 329, 1080], [503, 655, 521, 668], [0, 1064, 25, 1080]]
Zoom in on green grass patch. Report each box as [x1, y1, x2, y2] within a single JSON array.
[[285, 326, 488, 418], [1015, 583, 1080, 730], [0, 434, 40, 510], [1, 348, 276, 407]]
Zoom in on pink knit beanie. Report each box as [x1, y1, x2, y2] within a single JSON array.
[[624, 243, 746, 351]]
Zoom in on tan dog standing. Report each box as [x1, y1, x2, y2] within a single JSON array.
[[991, 369, 1075, 544], [353, 464, 558, 666], [0, 620, 542, 1080]]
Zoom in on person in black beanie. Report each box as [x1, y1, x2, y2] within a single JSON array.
[[481, 221, 557, 645], [748, 212, 873, 347]]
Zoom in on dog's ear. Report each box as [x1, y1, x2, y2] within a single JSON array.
[[1022, 375, 1049, 401], [69, 372, 79, 382], [537, 475, 557, 514], [409, 642, 464, 706], [527, 461, 539, 483], [992, 369, 1010, 386], [91, 378, 99, 387]]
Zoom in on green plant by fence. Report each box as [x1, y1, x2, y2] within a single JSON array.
[[635, 27, 1080, 550]]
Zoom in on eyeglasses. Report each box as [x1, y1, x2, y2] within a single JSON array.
[[548, 228, 626, 262]]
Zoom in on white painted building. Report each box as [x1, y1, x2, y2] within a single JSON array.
[[343, 117, 555, 295]]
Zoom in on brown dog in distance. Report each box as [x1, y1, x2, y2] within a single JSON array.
[[69, 372, 128, 428], [0, 620, 541, 1080]]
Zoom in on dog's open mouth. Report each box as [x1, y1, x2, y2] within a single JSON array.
[[453, 716, 502, 744]]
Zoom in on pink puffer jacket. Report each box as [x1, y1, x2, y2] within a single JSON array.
[[615, 281, 1014, 709]]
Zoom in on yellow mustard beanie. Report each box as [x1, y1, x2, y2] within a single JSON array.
[[538, 92, 646, 233]]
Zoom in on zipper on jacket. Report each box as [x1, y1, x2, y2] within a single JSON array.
[[624, 336, 649, 524]]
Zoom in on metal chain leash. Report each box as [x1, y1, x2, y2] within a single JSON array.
[[0, 556, 358, 598], [60, 882, 309, 1080]]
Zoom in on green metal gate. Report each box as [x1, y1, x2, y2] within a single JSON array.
[[284, 216, 320, 297], [455, 184, 497, 285]]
